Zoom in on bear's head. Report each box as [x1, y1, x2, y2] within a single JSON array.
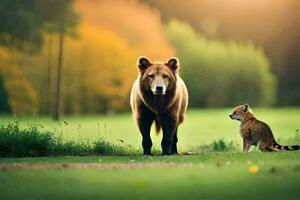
[[137, 56, 179, 96]]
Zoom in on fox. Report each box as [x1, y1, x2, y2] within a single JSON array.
[[229, 104, 300, 152]]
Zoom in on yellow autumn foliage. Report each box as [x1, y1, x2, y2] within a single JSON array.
[[75, 0, 174, 59], [60, 0, 174, 113], [0, 0, 174, 114], [63, 23, 139, 112], [0, 48, 38, 115]]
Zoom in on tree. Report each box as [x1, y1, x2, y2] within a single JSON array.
[[0, 75, 10, 114], [53, 21, 65, 121], [0, 0, 43, 52], [46, 0, 78, 120], [165, 19, 276, 107], [45, 35, 52, 115], [0, 0, 78, 119], [0, 57, 38, 116], [143, 0, 300, 106]]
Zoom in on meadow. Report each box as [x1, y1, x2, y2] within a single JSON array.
[[0, 108, 300, 200], [1, 108, 299, 151]]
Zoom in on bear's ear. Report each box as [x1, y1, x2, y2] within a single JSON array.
[[165, 57, 180, 72], [241, 104, 249, 113], [137, 56, 152, 72]]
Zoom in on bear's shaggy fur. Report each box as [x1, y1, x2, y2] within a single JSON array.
[[130, 56, 188, 155]]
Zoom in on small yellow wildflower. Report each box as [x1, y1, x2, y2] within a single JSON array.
[[248, 165, 259, 174]]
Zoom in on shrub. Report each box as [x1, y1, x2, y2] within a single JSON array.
[[0, 122, 133, 157], [164, 19, 276, 107], [0, 48, 38, 115], [283, 131, 300, 145], [0, 122, 52, 157], [190, 139, 239, 153]]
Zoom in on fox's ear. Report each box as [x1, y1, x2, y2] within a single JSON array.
[[137, 56, 152, 72], [242, 104, 249, 113], [165, 57, 180, 72]]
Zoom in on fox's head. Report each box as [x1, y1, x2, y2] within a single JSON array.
[[229, 104, 250, 121]]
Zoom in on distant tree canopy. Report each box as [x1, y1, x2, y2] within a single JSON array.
[[165, 19, 276, 107], [144, 0, 300, 106], [0, 0, 78, 116], [0, 0, 295, 116], [3, 0, 174, 115], [0, 0, 77, 52]]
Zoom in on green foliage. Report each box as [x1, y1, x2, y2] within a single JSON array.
[[6, 0, 174, 115], [0, 56, 38, 116], [0, 122, 134, 157], [94, 140, 136, 155], [164, 19, 277, 107], [0, 122, 52, 157], [144, 0, 300, 106], [0, 75, 10, 113], [211, 139, 238, 152], [0, 0, 78, 52], [285, 131, 300, 145], [0, 122, 240, 157], [1, 108, 299, 151], [190, 139, 239, 153]]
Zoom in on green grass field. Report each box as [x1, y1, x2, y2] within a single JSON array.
[[1, 108, 299, 151], [1, 108, 300, 200]]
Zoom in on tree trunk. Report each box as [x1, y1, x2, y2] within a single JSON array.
[[46, 35, 52, 115], [53, 26, 64, 120]]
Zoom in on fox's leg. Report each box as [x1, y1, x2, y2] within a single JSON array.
[[259, 143, 281, 152], [244, 143, 251, 152], [242, 138, 246, 152], [243, 138, 251, 152]]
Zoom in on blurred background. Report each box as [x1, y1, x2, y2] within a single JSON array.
[[0, 0, 299, 119]]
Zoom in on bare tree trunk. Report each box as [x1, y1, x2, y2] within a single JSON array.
[[46, 35, 52, 115], [53, 26, 64, 121]]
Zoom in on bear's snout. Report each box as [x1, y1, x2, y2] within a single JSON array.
[[156, 86, 163, 92], [152, 82, 165, 95]]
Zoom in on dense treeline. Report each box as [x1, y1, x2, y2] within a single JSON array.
[[0, 0, 296, 116], [0, 0, 173, 115], [165, 20, 276, 107], [144, 0, 300, 106]]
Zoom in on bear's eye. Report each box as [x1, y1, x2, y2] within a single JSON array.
[[162, 75, 169, 79], [148, 74, 154, 79], [233, 111, 237, 115]]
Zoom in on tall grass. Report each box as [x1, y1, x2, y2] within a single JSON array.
[[0, 122, 135, 157], [190, 139, 240, 154], [1, 121, 298, 157], [0, 122, 241, 157]]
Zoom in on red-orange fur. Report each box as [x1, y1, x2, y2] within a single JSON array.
[[230, 104, 300, 152]]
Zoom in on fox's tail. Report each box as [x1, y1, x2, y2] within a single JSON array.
[[153, 119, 161, 135], [267, 143, 300, 151]]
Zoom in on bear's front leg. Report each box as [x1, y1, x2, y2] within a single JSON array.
[[137, 105, 154, 156], [171, 128, 178, 155], [138, 117, 153, 156], [159, 114, 177, 155]]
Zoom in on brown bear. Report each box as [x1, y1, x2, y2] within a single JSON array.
[[130, 56, 188, 155]]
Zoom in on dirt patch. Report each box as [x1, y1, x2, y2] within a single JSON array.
[[0, 162, 195, 170]]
